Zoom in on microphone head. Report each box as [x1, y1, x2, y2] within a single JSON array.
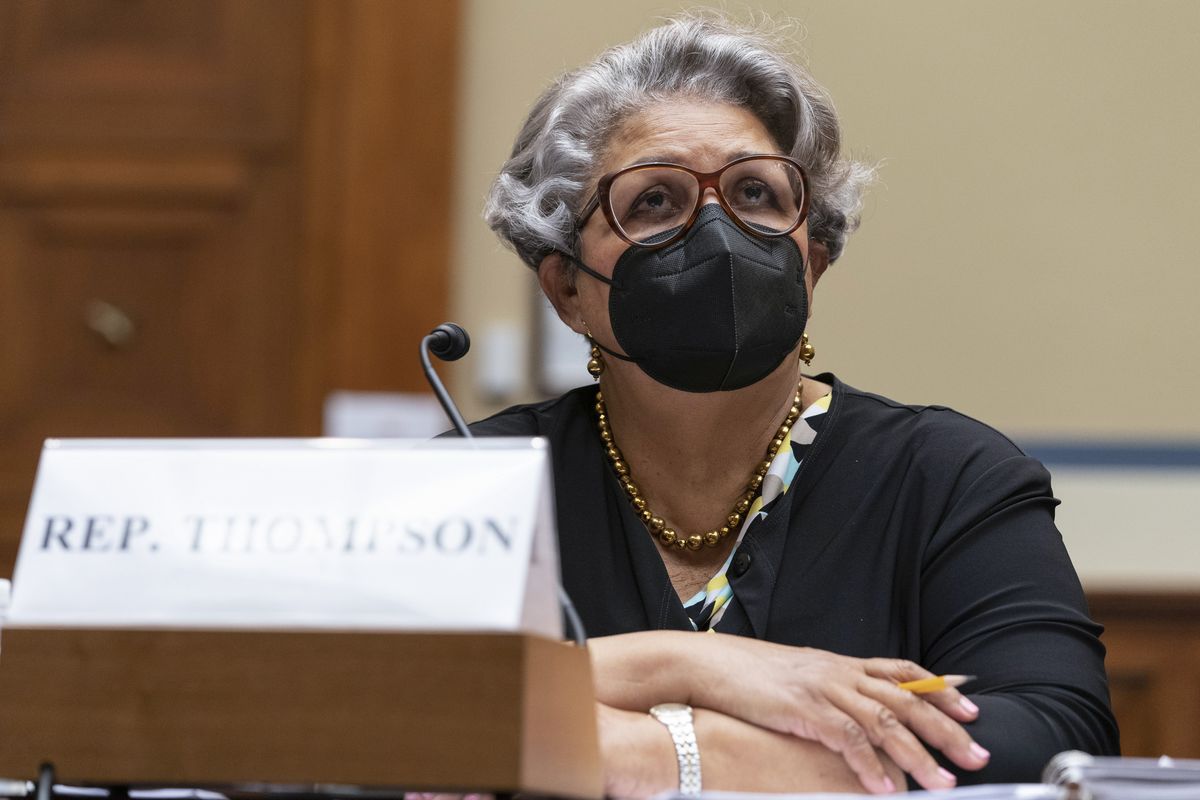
[[428, 322, 471, 361]]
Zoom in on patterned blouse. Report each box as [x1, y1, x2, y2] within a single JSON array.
[[683, 391, 832, 631]]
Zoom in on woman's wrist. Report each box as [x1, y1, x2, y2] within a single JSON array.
[[589, 631, 702, 709], [597, 703, 677, 799], [598, 699, 904, 798]]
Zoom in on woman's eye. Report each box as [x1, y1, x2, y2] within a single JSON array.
[[734, 180, 777, 207], [640, 191, 668, 210], [627, 187, 682, 217]]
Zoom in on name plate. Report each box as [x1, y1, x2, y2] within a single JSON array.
[[7, 438, 561, 637]]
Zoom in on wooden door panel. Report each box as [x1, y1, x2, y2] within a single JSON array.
[[5, 220, 233, 434], [0, 160, 304, 571], [0, 157, 302, 429], [0, 0, 302, 145]]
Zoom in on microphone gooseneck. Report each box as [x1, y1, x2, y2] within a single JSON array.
[[420, 323, 472, 438], [418, 322, 588, 645]]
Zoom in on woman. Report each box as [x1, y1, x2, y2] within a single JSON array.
[[473, 13, 1118, 797]]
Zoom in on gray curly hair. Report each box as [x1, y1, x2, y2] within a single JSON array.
[[485, 13, 874, 273]]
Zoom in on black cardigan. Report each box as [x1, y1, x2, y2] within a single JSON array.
[[464, 373, 1120, 783]]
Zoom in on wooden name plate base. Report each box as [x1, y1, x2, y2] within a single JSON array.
[[0, 629, 603, 799]]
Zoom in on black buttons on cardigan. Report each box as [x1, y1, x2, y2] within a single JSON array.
[[730, 550, 753, 578]]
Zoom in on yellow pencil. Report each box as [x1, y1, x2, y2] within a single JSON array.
[[897, 674, 975, 694]]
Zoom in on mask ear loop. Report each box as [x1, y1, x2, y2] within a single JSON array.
[[562, 251, 639, 364], [590, 336, 637, 363], [561, 251, 618, 288]]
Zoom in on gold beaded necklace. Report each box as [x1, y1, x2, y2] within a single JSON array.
[[594, 380, 804, 552]]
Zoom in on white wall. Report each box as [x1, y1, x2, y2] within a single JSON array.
[[1053, 468, 1200, 590]]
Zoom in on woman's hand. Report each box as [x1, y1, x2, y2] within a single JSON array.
[[692, 639, 986, 792], [589, 631, 989, 793], [598, 701, 905, 798], [597, 703, 676, 799]]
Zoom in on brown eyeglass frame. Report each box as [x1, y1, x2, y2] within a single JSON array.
[[576, 154, 811, 249]]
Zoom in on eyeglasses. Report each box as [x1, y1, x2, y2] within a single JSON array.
[[577, 154, 810, 249]]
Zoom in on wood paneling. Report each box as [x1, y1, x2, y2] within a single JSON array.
[[299, 0, 458, 413], [0, 1, 459, 574], [1089, 591, 1200, 758], [0, 630, 603, 796], [0, 0, 301, 144]]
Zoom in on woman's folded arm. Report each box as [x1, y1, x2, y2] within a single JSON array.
[[918, 453, 1121, 782], [597, 701, 904, 798], [589, 631, 984, 792]]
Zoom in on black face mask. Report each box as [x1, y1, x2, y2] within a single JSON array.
[[570, 204, 808, 393]]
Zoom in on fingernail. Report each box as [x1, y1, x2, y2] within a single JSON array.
[[882, 776, 897, 793], [938, 767, 957, 786], [959, 696, 979, 715], [970, 742, 991, 761]]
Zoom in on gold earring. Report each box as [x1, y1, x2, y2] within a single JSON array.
[[584, 325, 605, 379], [799, 333, 816, 366], [587, 342, 605, 379]]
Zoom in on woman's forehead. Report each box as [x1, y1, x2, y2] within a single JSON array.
[[602, 100, 781, 173]]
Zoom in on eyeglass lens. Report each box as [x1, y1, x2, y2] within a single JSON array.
[[606, 158, 804, 245]]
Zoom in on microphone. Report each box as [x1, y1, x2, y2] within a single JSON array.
[[427, 322, 471, 362], [420, 322, 472, 438], [417, 322, 589, 646]]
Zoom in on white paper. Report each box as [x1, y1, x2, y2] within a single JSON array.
[[8, 438, 561, 637], [323, 391, 448, 438]]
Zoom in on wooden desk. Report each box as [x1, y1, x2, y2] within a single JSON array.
[[0, 629, 603, 798]]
